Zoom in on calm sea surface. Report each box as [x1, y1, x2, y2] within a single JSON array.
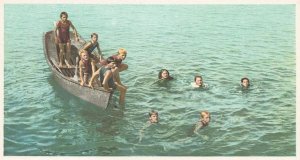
[[4, 5, 295, 156]]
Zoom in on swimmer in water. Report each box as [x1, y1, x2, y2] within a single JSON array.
[[191, 75, 208, 88], [241, 77, 250, 88], [148, 110, 159, 123], [138, 110, 159, 142], [158, 69, 173, 80], [194, 111, 210, 134]]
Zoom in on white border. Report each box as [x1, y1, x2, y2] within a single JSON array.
[[1, 0, 299, 160], [1, 0, 299, 4]]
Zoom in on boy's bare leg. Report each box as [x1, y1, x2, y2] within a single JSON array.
[[58, 43, 65, 67], [118, 64, 128, 72], [112, 68, 125, 86], [65, 42, 72, 68], [112, 67, 127, 105], [83, 73, 88, 85], [115, 83, 127, 105], [95, 78, 101, 87]]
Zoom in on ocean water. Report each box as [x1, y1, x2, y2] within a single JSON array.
[[4, 4, 295, 156]]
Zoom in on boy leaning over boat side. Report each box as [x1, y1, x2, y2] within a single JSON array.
[[100, 48, 128, 93], [79, 50, 95, 86], [100, 48, 128, 72], [54, 11, 79, 68], [89, 57, 127, 105], [89, 57, 115, 91]]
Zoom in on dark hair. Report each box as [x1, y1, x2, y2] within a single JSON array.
[[194, 75, 203, 82], [60, 12, 68, 18], [158, 69, 173, 80], [149, 110, 158, 117], [106, 57, 116, 64], [241, 77, 250, 87], [241, 77, 250, 83], [91, 33, 98, 38]]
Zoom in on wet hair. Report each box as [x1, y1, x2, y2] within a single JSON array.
[[149, 110, 158, 117], [158, 69, 174, 80], [106, 57, 116, 64], [200, 111, 210, 118], [60, 11, 68, 18], [194, 75, 203, 82], [91, 33, 98, 39], [200, 111, 210, 127], [241, 77, 250, 85]]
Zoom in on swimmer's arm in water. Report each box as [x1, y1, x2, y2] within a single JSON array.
[[150, 79, 162, 86], [138, 122, 152, 142], [193, 122, 203, 134]]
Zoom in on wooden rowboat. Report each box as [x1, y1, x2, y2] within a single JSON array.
[[43, 30, 113, 109]]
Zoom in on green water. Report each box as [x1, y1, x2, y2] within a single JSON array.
[[4, 4, 295, 156]]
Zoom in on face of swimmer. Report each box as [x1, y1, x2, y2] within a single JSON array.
[[201, 113, 210, 126], [149, 114, 158, 123], [195, 77, 203, 86], [241, 78, 250, 88], [161, 70, 169, 79]]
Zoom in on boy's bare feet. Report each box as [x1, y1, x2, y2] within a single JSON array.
[[65, 60, 72, 68]]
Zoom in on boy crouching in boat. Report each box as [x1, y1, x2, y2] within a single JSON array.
[[194, 111, 211, 134], [89, 57, 127, 105], [79, 50, 95, 86]]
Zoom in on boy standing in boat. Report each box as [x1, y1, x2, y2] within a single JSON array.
[[81, 33, 104, 63], [54, 11, 79, 68]]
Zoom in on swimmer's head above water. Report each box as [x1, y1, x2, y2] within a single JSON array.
[[158, 69, 173, 80], [149, 110, 159, 123], [200, 111, 210, 126], [241, 77, 250, 88], [194, 75, 203, 87]]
